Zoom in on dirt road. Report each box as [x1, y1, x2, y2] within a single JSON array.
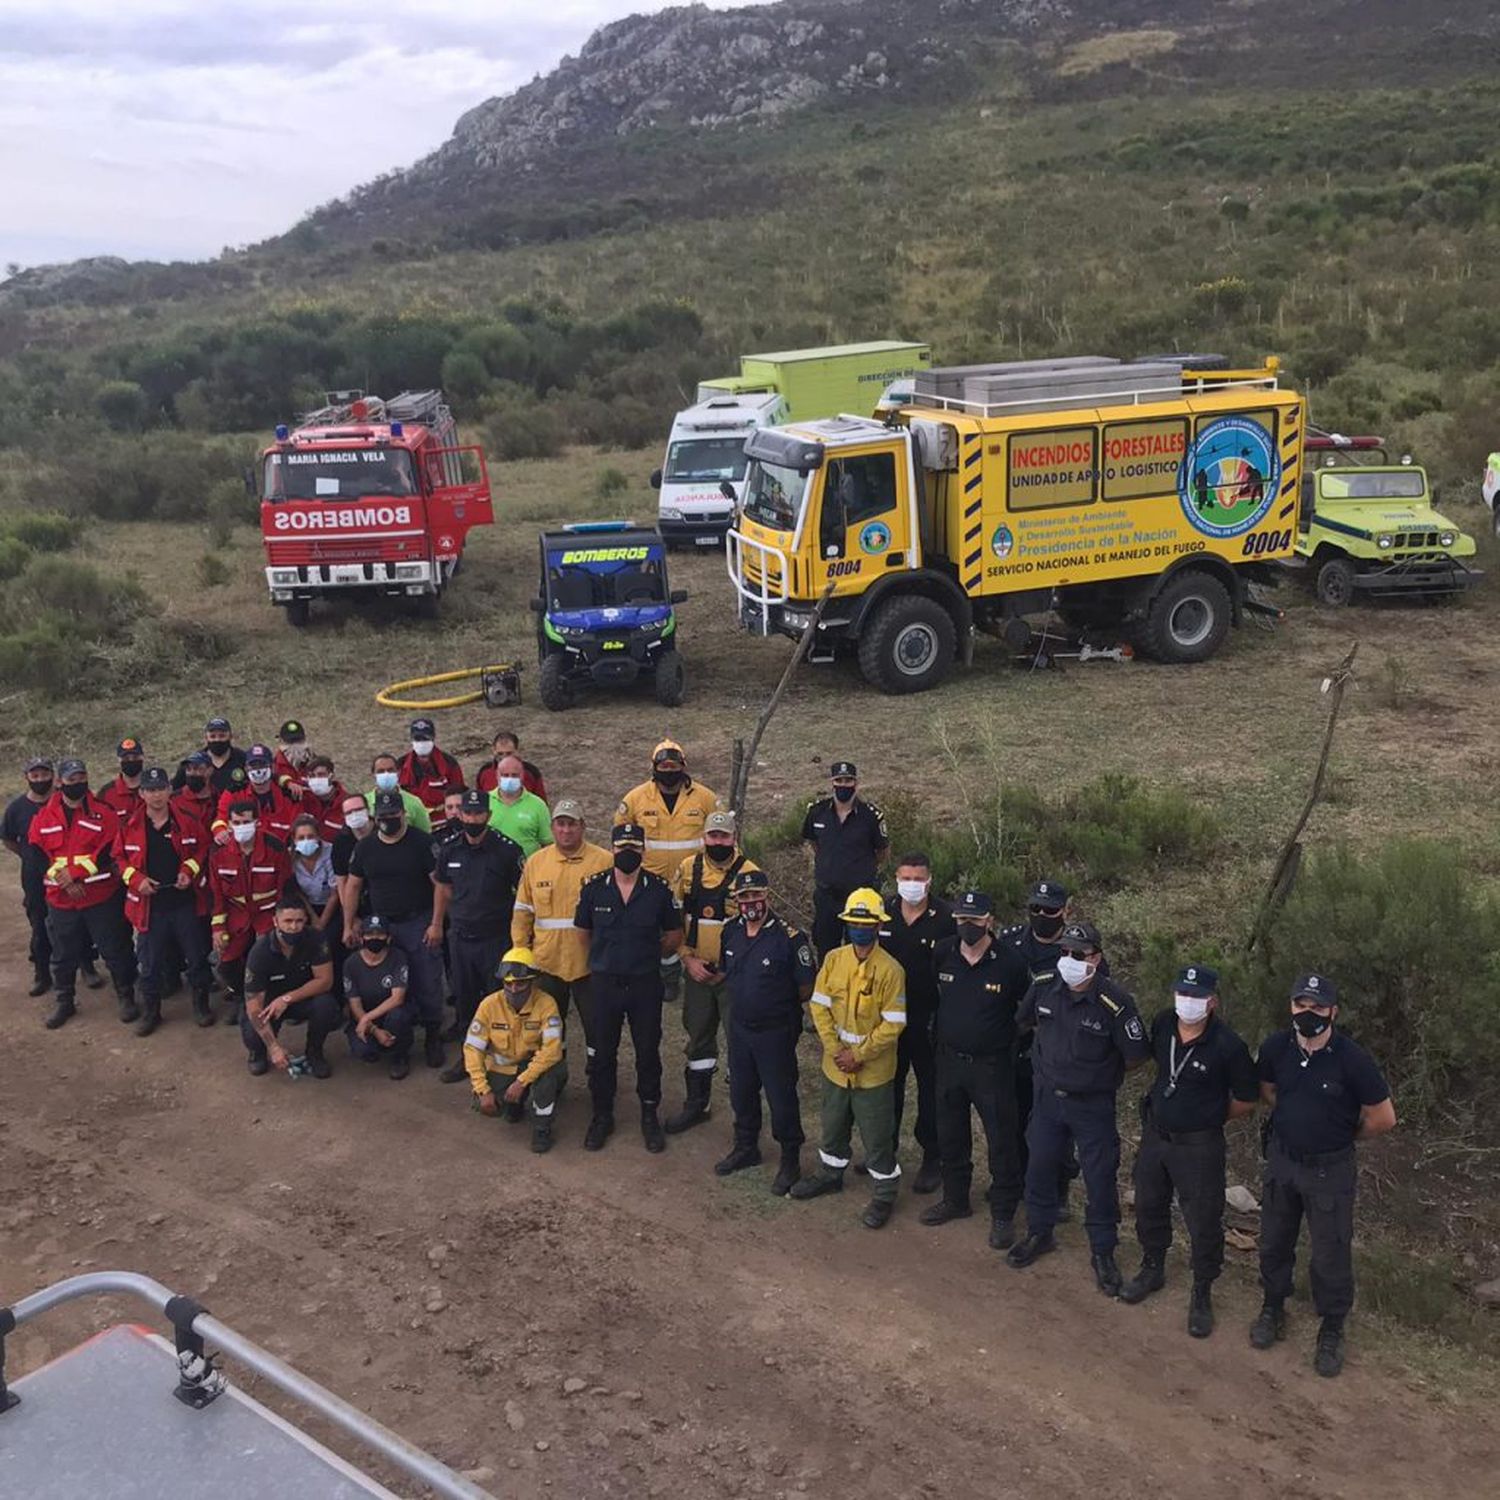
[[1, 902, 1494, 1500]]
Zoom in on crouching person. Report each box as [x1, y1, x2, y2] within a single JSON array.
[[343, 915, 416, 1081], [464, 948, 567, 1154], [241, 894, 340, 1078]]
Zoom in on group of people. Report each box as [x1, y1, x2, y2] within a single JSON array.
[[4, 724, 1396, 1377]]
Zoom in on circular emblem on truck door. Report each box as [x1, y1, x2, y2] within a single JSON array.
[[859, 521, 892, 555], [990, 524, 1014, 560], [1178, 416, 1281, 539]]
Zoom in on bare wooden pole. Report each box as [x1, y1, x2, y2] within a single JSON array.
[[1246, 641, 1358, 953], [730, 582, 837, 820]]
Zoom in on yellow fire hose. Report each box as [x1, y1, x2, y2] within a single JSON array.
[[374, 663, 522, 711]]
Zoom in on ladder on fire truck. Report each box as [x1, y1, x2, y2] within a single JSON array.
[[296, 390, 451, 430]]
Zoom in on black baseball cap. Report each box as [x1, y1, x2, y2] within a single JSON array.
[[245, 743, 274, 766], [373, 789, 405, 816], [460, 787, 490, 814], [139, 767, 172, 791], [205, 716, 231, 733], [184, 750, 211, 767], [1290, 972, 1338, 1006], [24, 755, 53, 773], [954, 890, 993, 918], [612, 822, 646, 847], [361, 915, 390, 936], [116, 737, 144, 759], [1176, 963, 1218, 998], [278, 720, 306, 743], [410, 717, 436, 738], [1028, 879, 1068, 909], [1060, 920, 1102, 954], [830, 761, 857, 779], [58, 757, 87, 779]]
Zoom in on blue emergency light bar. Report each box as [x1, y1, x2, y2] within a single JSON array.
[[561, 521, 633, 534], [390, 421, 403, 437], [274, 424, 289, 440]]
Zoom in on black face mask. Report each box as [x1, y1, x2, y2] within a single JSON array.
[[1030, 911, 1065, 940], [739, 902, 767, 925], [653, 770, 684, 791], [705, 844, 735, 865], [956, 921, 988, 947], [833, 785, 855, 803], [378, 817, 403, 836], [462, 820, 489, 842], [61, 782, 88, 803], [206, 741, 231, 759], [1293, 1010, 1332, 1039], [614, 848, 643, 874], [185, 774, 209, 791], [119, 759, 144, 778], [276, 927, 304, 949], [27, 778, 53, 797], [362, 938, 389, 955]]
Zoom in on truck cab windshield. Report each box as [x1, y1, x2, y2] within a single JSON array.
[[546, 556, 666, 611], [665, 437, 750, 485], [1318, 470, 1426, 501], [264, 448, 418, 501], [742, 459, 808, 532]]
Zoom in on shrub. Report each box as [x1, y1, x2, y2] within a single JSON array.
[[0, 536, 30, 581], [481, 399, 566, 462], [594, 466, 630, 499], [196, 551, 232, 588], [94, 379, 150, 432], [3, 512, 79, 552]]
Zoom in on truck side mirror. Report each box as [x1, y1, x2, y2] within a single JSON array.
[[649, 469, 662, 490], [718, 480, 736, 502], [670, 589, 688, 605], [528, 596, 544, 613], [243, 466, 256, 497]]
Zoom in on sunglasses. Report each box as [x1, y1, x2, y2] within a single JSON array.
[[1062, 949, 1098, 961], [1029, 904, 1064, 917]]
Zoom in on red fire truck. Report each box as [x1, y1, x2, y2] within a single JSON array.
[[258, 390, 492, 626]]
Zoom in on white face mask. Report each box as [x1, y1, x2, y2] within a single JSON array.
[[232, 820, 257, 844], [412, 740, 435, 758], [498, 775, 522, 795], [294, 837, 320, 857], [374, 771, 398, 791], [1057, 954, 1094, 988], [1174, 994, 1211, 1025], [345, 809, 370, 832], [247, 766, 272, 786], [896, 879, 929, 904], [306, 776, 332, 797]]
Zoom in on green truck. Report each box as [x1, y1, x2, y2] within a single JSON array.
[[697, 341, 932, 424], [1287, 431, 1480, 604]]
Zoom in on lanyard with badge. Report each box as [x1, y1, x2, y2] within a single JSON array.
[[1163, 1034, 1197, 1098]]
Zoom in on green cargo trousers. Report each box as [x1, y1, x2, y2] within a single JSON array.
[[816, 1077, 900, 1203], [473, 1062, 568, 1120], [681, 973, 729, 1074]]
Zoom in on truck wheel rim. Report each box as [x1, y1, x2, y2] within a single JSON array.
[[894, 622, 939, 674], [1169, 595, 1213, 647]]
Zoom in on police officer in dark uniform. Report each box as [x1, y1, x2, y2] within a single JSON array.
[[174, 716, 247, 794], [434, 787, 525, 1085], [1251, 973, 1395, 1377], [877, 851, 954, 1194], [713, 870, 816, 1195], [919, 891, 1027, 1249], [1118, 964, 1258, 1337], [574, 823, 683, 1154], [1002, 878, 1082, 1218], [1007, 919, 1149, 1293], [801, 761, 889, 958]]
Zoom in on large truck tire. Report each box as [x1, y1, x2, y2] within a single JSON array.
[[856, 594, 956, 695], [1140, 570, 1232, 664], [284, 600, 310, 629], [1314, 556, 1356, 608], [538, 654, 574, 711], [653, 650, 686, 707]]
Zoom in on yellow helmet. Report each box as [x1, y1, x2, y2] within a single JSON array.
[[652, 738, 686, 766], [499, 946, 539, 981], [838, 887, 888, 925]]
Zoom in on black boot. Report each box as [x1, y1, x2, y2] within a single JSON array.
[[1092, 1252, 1123, 1297], [29, 968, 50, 997], [81, 961, 105, 990], [44, 996, 77, 1030], [307, 1043, 332, 1080], [116, 986, 140, 1025], [789, 1172, 844, 1201], [1249, 1300, 1287, 1350], [988, 1210, 1016, 1251], [192, 988, 215, 1027], [1119, 1251, 1167, 1305], [439, 1059, 468, 1084], [664, 1067, 712, 1134], [1188, 1281, 1215, 1339], [134, 995, 161, 1038], [862, 1199, 893, 1230], [1006, 1231, 1056, 1268], [531, 1120, 554, 1155], [912, 1152, 943, 1195], [918, 1197, 972, 1227], [715, 1141, 762, 1176], [771, 1145, 801, 1196], [583, 1113, 615, 1151], [641, 1103, 666, 1154], [1314, 1317, 1345, 1377]]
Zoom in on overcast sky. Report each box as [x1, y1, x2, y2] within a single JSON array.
[[1, 0, 765, 271]]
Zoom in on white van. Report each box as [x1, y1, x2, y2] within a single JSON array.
[[651, 392, 788, 546]]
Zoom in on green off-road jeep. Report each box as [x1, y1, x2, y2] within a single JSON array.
[[1287, 431, 1480, 605]]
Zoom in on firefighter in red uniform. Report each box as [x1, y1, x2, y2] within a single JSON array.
[[300, 753, 348, 841], [28, 757, 137, 1030], [96, 737, 146, 819], [171, 750, 217, 826], [116, 767, 214, 1034], [273, 719, 313, 792], [209, 798, 293, 1023], [474, 730, 548, 803], [398, 716, 465, 834], [212, 744, 297, 844]]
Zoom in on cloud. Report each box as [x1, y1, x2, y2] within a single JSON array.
[[0, 0, 771, 267]]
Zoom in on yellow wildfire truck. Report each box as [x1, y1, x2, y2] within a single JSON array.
[[725, 355, 1305, 693]]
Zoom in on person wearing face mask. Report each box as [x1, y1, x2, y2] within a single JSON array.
[[365, 752, 432, 833], [241, 894, 338, 1078], [208, 800, 293, 1026], [171, 751, 217, 825], [876, 851, 954, 1194], [332, 793, 376, 927], [616, 740, 720, 1004], [1118, 965, 1258, 1337], [434, 788, 525, 1084], [298, 754, 347, 841], [664, 811, 758, 1134], [484, 754, 552, 858], [3, 756, 58, 998], [1008, 920, 1149, 1292], [790, 889, 907, 1228], [475, 730, 548, 803], [800, 761, 890, 961], [1250, 974, 1395, 1378], [174, 716, 245, 794], [272, 719, 313, 794], [342, 915, 415, 1081], [28, 757, 139, 1030], [920, 891, 1028, 1250], [464, 948, 567, 1152], [397, 717, 466, 835], [714, 870, 816, 1193], [343, 789, 446, 1069], [288, 812, 343, 992], [115, 767, 214, 1034], [573, 823, 684, 1153], [96, 737, 147, 818], [212, 745, 297, 846]]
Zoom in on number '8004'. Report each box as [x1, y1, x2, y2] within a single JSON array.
[[1241, 528, 1293, 557]]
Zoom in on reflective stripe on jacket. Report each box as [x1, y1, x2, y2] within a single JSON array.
[[616, 778, 720, 881], [809, 943, 907, 1089], [464, 987, 564, 1095], [511, 841, 612, 981]]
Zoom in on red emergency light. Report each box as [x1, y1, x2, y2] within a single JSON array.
[[1304, 433, 1385, 451]]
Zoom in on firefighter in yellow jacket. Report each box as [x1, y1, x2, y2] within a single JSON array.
[[464, 948, 567, 1154], [790, 888, 908, 1228], [616, 739, 719, 1002]]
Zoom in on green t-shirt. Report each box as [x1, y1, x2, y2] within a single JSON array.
[[487, 789, 552, 857], [365, 787, 432, 833]]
